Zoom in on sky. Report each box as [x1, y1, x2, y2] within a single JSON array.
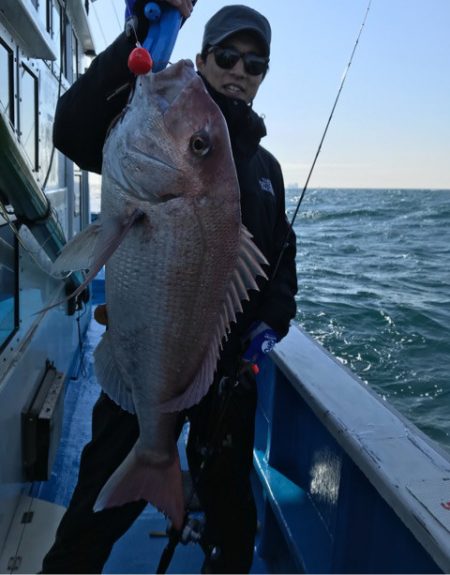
[[88, 0, 450, 190]]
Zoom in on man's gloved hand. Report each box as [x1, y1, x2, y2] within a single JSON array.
[[242, 322, 280, 371]]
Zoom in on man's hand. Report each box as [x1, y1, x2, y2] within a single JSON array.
[[242, 322, 280, 370], [165, 0, 194, 19], [128, 0, 194, 22]]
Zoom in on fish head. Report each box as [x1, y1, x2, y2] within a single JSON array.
[[102, 59, 238, 207]]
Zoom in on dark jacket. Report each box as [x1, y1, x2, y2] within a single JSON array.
[[53, 33, 297, 364]]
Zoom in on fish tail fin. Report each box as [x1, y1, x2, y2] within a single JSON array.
[[93, 444, 184, 530]]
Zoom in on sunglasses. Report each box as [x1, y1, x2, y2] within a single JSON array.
[[207, 46, 269, 76]]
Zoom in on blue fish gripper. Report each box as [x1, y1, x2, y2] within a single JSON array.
[[126, 1, 183, 72]]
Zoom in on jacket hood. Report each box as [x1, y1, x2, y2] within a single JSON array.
[[199, 74, 267, 158]]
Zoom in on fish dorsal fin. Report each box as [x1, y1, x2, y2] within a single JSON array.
[[160, 224, 268, 413]]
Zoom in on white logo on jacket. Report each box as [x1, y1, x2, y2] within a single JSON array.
[[259, 177, 275, 196]]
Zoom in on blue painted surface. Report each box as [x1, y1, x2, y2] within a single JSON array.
[[252, 352, 444, 574]]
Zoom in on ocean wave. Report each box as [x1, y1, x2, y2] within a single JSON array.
[[292, 188, 450, 450]]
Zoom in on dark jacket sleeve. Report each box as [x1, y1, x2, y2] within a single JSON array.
[[257, 156, 298, 338], [53, 33, 135, 174]]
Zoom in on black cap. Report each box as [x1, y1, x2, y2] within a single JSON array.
[[202, 5, 271, 56]]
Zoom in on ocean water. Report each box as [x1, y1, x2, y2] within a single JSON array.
[[288, 188, 450, 451], [90, 185, 450, 452]]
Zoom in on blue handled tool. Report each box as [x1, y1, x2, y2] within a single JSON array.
[[126, 1, 183, 72]]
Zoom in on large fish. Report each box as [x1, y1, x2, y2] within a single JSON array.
[[52, 60, 267, 529]]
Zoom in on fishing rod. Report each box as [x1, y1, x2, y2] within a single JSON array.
[[155, 371, 250, 574], [271, 0, 372, 280]]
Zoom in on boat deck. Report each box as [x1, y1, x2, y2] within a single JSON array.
[[4, 286, 267, 574]]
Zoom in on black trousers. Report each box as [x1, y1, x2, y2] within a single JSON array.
[[41, 375, 257, 574]]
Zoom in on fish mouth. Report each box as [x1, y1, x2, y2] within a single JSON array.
[[129, 148, 180, 172]]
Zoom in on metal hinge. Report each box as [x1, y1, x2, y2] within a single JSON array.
[[6, 513, 34, 570], [21, 511, 34, 524], [7, 555, 22, 571]]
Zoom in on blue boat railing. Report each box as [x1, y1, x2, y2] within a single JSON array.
[[252, 325, 450, 574]]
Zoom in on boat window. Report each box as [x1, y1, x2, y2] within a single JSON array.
[[62, 11, 69, 79], [0, 223, 18, 353], [44, 149, 60, 190], [74, 170, 81, 217], [49, 0, 70, 79], [0, 39, 14, 125], [50, 0, 62, 69], [72, 30, 79, 81], [19, 65, 38, 170], [36, 0, 49, 31]]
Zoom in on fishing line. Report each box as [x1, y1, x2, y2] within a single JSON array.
[[271, 0, 372, 280], [91, 0, 110, 49], [71, 305, 89, 380], [124, 0, 140, 45], [111, 0, 123, 33]]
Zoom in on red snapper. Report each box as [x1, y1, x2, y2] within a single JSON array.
[[52, 60, 267, 529]]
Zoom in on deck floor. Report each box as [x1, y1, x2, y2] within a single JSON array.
[[32, 304, 267, 574]]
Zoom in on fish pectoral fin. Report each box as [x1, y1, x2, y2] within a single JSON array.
[[39, 209, 145, 312], [51, 221, 102, 274], [94, 332, 136, 414], [160, 224, 268, 413], [94, 445, 184, 530], [52, 209, 143, 275]]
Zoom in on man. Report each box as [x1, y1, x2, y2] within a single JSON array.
[[42, 3, 297, 573]]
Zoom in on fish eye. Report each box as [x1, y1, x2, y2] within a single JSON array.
[[190, 131, 211, 157]]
